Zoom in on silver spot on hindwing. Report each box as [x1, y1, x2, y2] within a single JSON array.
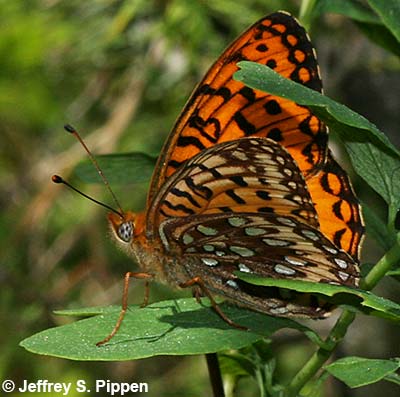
[[183, 233, 194, 245], [276, 217, 297, 227], [228, 217, 247, 227], [300, 228, 320, 241], [284, 168, 293, 177], [201, 258, 219, 267], [229, 246, 255, 257], [203, 244, 215, 252], [285, 256, 306, 266], [338, 271, 349, 281], [322, 245, 338, 254], [334, 258, 348, 269], [238, 263, 252, 273], [197, 224, 218, 236], [274, 264, 296, 275], [270, 306, 289, 314], [244, 227, 265, 236], [226, 279, 239, 289], [263, 238, 291, 247]]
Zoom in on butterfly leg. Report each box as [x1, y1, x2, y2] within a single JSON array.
[[96, 271, 153, 346], [192, 285, 203, 304], [140, 280, 151, 308], [179, 276, 248, 331]]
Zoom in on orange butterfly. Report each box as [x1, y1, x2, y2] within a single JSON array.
[[95, 12, 363, 344]]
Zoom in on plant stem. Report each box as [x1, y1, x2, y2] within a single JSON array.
[[299, 0, 318, 30], [206, 353, 225, 397], [285, 310, 355, 397], [361, 233, 400, 290], [285, 237, 400, 396]]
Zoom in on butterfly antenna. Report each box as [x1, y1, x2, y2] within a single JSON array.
[[63, 124, 124, 217], [52, 175, 123, 217]]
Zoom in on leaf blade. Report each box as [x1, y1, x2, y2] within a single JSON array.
[[20, 298, 323, 361], [234, 61, 400, 211], [325, 356, 400, 388]]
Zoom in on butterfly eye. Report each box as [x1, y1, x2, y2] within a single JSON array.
[[118, 221, 134, 243]]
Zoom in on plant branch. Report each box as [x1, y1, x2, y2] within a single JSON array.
[[361, 233, 400, 290], [285, 310, 355, 397], [206, 353, 225, 397]]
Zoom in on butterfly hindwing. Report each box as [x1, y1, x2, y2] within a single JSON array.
[[307, 152, 364, 261], [147, 137, 318, 238], [150, 136, 359, 316], [159, 212, 359, 316]]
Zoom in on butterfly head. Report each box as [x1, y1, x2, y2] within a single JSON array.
[[108, 211, 145, 244]]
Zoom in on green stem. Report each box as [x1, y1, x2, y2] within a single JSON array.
[[361, 233, 400, 290], [387, 204, 398, 238], [285, 310, 355, 397], [285, 237, 400, 396], [299, 0, 318, 30]]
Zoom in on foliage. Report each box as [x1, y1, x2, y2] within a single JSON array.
[[3, 0, 400, 396]]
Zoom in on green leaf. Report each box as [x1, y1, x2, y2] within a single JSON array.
[[362, 203, 395, 251], [73, 152, 157, 185], [384, 372, 400, 386], [325, 356, 400, 388], [219, 352, 255, 378], [344, 140, 400, 211], [53, 306, 116, 316], [356, 21, 400, 57], [315, 0, 381, 24], [234, 62, 400, 212], [315, 0, 400, 56], [20, 298, 323, 361], [367, 0, 400, 42], [387, 269, 400, 277], [234, 273, 400, 323]]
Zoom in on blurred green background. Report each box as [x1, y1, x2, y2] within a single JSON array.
[[1, 0, 399, 396]]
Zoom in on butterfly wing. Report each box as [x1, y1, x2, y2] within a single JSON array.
[[148, 12, 327, 202], [146, 12, 363, 260], [160, 212, 359, 317], [308, 153, 364, 261], [147, 137, 359, 316], [147, 137, 319, 238]]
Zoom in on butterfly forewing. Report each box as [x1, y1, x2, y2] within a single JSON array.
[[147, 138, 319, 238], [146, 12, 363, 262], [148, 12, 327, 204]]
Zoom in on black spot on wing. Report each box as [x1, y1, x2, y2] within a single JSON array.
[[226, 189, 245, 204]]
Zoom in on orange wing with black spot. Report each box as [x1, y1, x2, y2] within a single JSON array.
[[307, 153, 364, 261], [148, 12, 327, 202], [147, 11, 364, 261]]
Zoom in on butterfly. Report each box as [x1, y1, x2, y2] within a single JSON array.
[[99, 11, 364, 345]]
